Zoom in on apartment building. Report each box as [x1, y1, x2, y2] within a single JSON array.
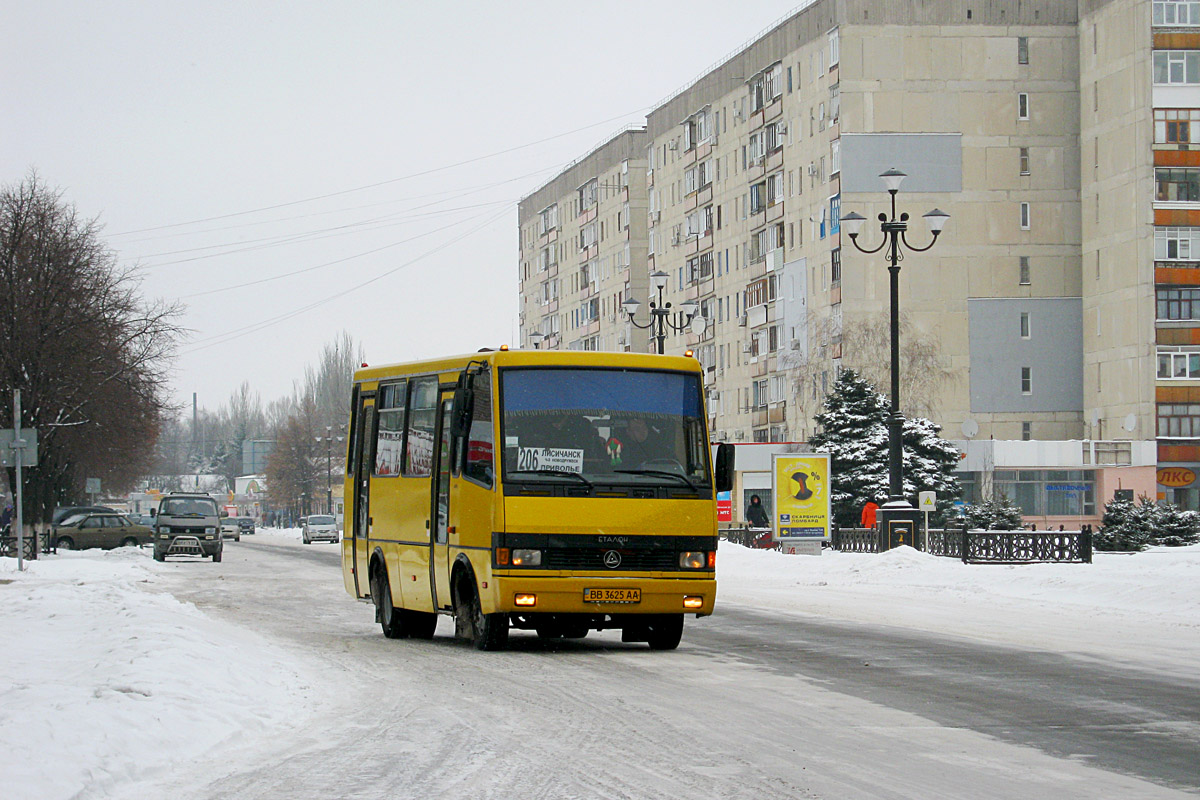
[[517, 129, 651, 354], [518, 0, 1180, 522]]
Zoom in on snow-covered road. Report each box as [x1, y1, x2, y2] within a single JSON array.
[[3, 534, 1198, 799]]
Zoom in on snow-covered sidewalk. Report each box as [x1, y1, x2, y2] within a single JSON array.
[[0, 546, 316, 800], [717, 542, 1200, 671]]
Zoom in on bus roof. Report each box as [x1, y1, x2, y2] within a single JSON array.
[[352, 349, 703, 386]]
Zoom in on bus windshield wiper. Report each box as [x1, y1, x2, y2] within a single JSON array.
[[613, 469, 698, 491], [508, 469, 594, 488]]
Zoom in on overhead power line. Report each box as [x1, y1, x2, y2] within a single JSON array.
[[112, 107, 648, 237], [179, 205, 510, 354]]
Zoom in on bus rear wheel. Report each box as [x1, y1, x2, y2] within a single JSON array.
[[373, 567, 407, 639], [646, 615, 684, 651]]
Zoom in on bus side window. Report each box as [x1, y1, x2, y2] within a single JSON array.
[[464, 369, 494, 487], [405, 377, 439, 477]]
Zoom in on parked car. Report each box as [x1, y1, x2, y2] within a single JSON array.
[[220, 516, 241, 542], [235, 517, 255, 535], [153, 492, 223, 562], [53, 513, 154, 551], [302, 514, 339, 544], [52, 505, 117, 525]]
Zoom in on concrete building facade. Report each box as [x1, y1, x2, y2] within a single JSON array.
[[517, 0, 1187, 524]]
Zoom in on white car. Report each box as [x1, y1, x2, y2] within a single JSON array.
[[302, 514, 339, 544], [220, 517, 241, 542]]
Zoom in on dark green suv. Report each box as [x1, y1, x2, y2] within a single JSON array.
[[153, 492, 223, 562]]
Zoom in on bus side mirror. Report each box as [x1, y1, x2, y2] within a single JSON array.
[[714, 443, 735, 492], [451, 381, 473, 439]]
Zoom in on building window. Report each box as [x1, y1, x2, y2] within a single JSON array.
[[1018, 92, 1030, 119], [1019, 256, 1031, 285], [1159, 348, 1200, 378], [1156, 168, 1200, 201], [1017, 36, 1029, 64], [1021, 422, 1032, 441], [1154, 50, 1200, 85], [1020, 202, 1031, 230], [831, 248, 842, 284], [1021, 367, 1032, 394], [993, 470, 1096, 516], [1020, 312, 1031, 339], [1158, 287, 1200, 319], [1155, 108, 1200, 144], [828, 29, 839, 68], [1019, 147, 1030, 176], [1159, 402, 1200, 437], [1155, 226, 1200, 260], [1156, 1, 1200, 25]]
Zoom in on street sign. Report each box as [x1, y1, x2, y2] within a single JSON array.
[[918, 491, 937, 510], [86, 477, 102, 495], [0, 428, 39, 467]]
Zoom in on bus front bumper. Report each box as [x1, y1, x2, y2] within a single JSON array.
[[488, 574, 716, 616]]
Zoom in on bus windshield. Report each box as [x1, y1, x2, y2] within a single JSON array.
[[500, 367, 709, 487]]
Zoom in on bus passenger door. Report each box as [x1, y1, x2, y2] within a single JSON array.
[[348, 395, 375, 598], [430, 397, 454, 610]]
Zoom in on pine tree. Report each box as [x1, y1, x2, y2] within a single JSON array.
[[1155, 504, 1200, 547], [1095, 494, 1155, 551], [809, 369, 961, 526], [961, 496, 1024, 530]]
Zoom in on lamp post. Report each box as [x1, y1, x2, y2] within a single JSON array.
[[315, 426, 345, 516], [840, 168, 949, 547], [621, 270, 705, 354]]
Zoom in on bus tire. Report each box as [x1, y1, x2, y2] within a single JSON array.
[[646, 614, 684, 651], [372, 566, 407, 639], [455, 575, 508, 651], [405, 610, 437, 640]]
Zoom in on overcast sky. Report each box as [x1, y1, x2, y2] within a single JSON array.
[[4, 1, 806, 413]]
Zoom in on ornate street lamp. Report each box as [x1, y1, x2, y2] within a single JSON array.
[[841, 168, 949, 547], [621, 270, 705, 354]]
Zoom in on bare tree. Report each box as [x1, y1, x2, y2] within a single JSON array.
[[0, 174, 183, 522], [838, 313, 958, 419]]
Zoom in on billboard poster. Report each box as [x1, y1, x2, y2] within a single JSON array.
[[716, 490, 732, 523], [772, 453, 831, 541]]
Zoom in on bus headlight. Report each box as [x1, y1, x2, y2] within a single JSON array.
[[679, 551, 708, 569], [511, 548, 542, 567]]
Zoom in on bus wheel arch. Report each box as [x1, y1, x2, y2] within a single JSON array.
[[369, 549, 406, 639], [450, 559, 508, 651]]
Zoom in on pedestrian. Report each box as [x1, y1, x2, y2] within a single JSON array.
[[0, 504, 11, 533], [860, 500, 879, 530], [746, 494, 770, 528]]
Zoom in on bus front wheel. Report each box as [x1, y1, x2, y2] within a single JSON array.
[[646, 614, 684, 651], [454, 575, 508, 651]]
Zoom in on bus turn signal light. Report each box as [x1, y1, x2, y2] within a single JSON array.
[[514, 594, 537, 607], [683, 596, 704, 609], [496, 548, 510, 566]]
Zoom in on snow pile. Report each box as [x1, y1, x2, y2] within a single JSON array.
[[255, 525, 304, 541], [0, 548, 315, 800], [717, 542, 1200, 669]]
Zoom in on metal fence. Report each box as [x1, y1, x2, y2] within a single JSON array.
[[829, 527, 880, 553], [830, 525, 1092, 564], [928, 527, 1092, 564]]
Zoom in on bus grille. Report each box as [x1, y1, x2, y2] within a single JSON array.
[[544, 549, 680, 571]]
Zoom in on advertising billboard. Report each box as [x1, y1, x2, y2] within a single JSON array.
[[772, 453, 831, 541]]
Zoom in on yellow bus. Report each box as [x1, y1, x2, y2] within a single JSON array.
[[342, 347, 734, 650]]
